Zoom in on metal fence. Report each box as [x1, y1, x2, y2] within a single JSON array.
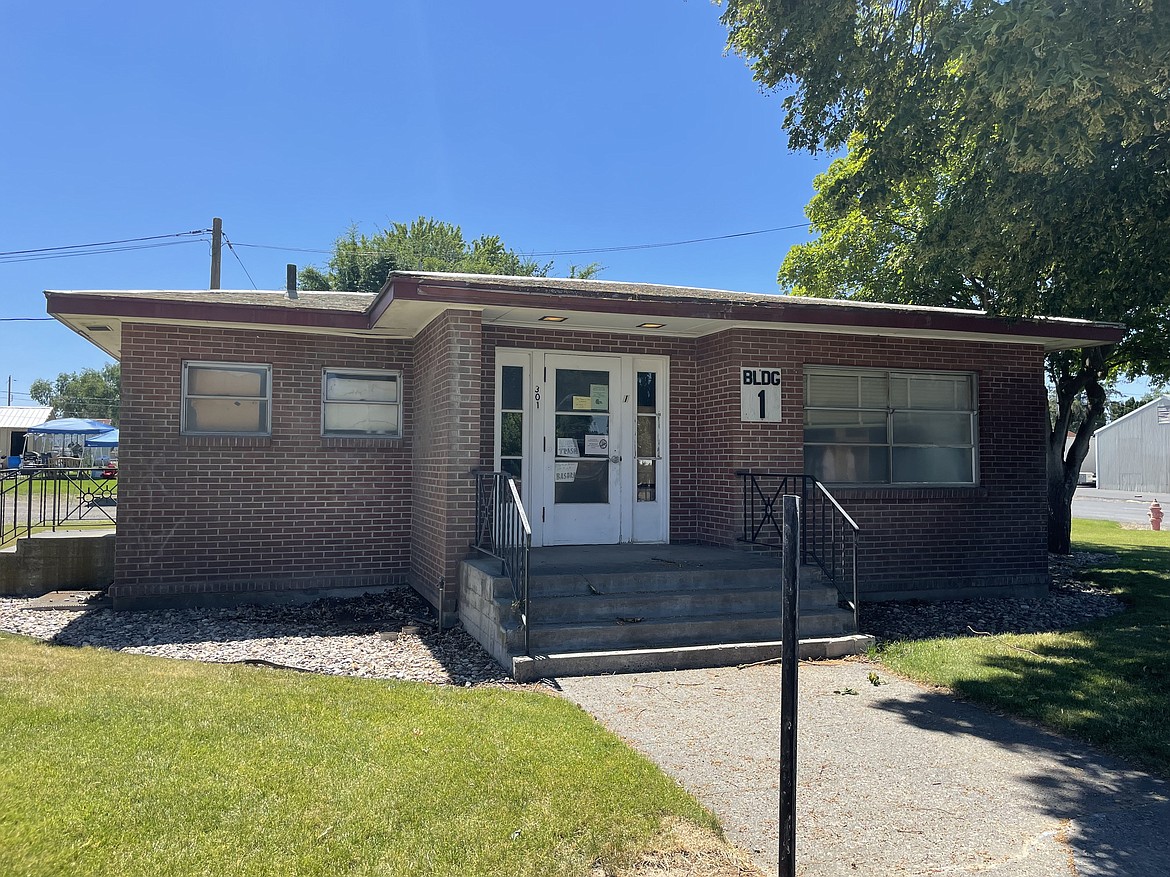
[[0, 468, 118, 546]]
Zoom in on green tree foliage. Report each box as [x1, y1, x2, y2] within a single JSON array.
[[724, 0, 1170, 551], [29, 364, 120, 425], [299, 217, 580, 293]]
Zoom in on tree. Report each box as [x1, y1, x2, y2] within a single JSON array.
[[724, 0, 1170, 552], [29, 364, 120, 425], [299, 217, 602, 293]]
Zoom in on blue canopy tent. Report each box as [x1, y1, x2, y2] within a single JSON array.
[[85, 428, 119, 447], [27, 418, 111, 435], [22, 418, 113, 468]]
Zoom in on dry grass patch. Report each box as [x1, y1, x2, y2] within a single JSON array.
[[593, 819, 766, 877]]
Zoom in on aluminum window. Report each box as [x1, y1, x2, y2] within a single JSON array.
[[181, 362, 271, 436], [321, 369, 401, 437], [804, 368, 977, 485]]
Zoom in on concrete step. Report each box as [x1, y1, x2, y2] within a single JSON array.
[[512, 634, 877, 682], [527, 608, 855, 653], [527, 584, 839, 624]]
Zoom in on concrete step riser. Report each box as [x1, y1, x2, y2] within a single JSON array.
[[525, 568, 784, 597], [528, 612, 853, 652], [528, 588, 839, 623]]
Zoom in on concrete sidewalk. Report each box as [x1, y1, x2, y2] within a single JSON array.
[[557, 660, 1169, 877]]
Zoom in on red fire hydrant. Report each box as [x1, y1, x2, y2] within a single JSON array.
[[1150, 499, 1164, 531]]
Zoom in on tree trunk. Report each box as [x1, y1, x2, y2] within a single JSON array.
[[1045, 350, 1108, 554]]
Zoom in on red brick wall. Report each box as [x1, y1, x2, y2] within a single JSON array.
[[114, 323, 414, 600], [116, 316, 1048, 606], [481, 325, 1048, 599], [410, 310, 482, 620], [691, 328, 1049, 598]]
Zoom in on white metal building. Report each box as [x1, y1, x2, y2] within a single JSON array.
[[0, 406, 53, 466], [1095, 395, 1170, 493]]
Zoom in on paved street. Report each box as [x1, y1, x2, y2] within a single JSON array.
[[1072, 487, 1164, 526]]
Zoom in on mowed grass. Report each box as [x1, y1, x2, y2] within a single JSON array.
[[879, 520, 1170, 774], [0, 636, 714, 877]]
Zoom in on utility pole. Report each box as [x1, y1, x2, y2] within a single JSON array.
[[6, 375, 11, 406], [210, 217, 223, 290]]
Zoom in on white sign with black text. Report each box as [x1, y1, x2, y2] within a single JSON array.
[[740, 367, 782, 422]]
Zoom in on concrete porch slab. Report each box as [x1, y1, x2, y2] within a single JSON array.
[[23, 589, 110, 611]]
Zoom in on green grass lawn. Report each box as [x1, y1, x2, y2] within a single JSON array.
[[879, 520, 1170, 775], [0, 636, 715, 877]]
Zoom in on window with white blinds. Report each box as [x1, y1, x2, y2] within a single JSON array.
[[804, 368, 977, 484]]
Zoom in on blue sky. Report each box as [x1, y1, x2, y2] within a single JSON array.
[[0, 2, 1151, 403], [0, 2, 831, 400]]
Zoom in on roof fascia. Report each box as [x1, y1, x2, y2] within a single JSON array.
[[397, 277, 1123, 348], [45, 292, 370, 332]]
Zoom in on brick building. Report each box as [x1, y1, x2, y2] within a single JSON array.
[[46, 273, 1121, 667]]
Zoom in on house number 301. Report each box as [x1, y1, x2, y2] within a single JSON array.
[[533, 385, 541, 408]]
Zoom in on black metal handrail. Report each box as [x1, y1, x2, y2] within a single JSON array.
[[0, 467, 118, 547], [473, 471, 532, 656], [735, 471, 860, 630]]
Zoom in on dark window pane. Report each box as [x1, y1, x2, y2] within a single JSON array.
[[637, 372, 657, 413], [554, 459, 609, 503], [555, 369, 609, 413], [804, 409, 887, 443], [555, 414, 609, 457], [892, 411, 971, 445], [502, 366, 523, 411], [892, 447, 973, 483], [501, 458, 522, 479], [501, 411, 523, 457]]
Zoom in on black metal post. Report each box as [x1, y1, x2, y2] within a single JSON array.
[[779, 494, 800, 877]]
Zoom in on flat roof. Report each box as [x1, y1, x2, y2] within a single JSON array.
[[45, 271, 1125, 359]]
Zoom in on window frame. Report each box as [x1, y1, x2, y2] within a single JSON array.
[[181, 361, 272, 437], [803, 366, 979, 486], [320, 367, 403, 439]]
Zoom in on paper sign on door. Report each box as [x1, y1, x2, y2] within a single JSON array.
[[556, 438, 580, 457], [555, 462, 578, 482], [590, 384, 609, 410], [584, 435, 610, 456]]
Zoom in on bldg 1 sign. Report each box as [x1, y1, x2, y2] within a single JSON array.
[[741, 367, 782, 422]]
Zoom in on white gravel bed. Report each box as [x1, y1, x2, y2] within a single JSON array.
[[0, 589, 518, 687]]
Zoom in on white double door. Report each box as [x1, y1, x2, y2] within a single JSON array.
[[499, 350, 667, 546]]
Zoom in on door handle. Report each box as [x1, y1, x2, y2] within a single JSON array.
[[610, 454, 622, 463]]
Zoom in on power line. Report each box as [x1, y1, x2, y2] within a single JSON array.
[[0, 317, 55, 322], [0, 238, 208, 265], [222, 234, 259, 290], [229, 222, 813, 261], [0, 229, 211, 258]]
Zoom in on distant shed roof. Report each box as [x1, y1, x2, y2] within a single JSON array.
[[0, 406, 53, 430]]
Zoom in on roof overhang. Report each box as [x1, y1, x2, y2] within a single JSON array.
[[45, 272, 1125, 359]]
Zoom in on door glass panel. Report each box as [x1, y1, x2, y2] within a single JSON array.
[[501, 366, 524, 411], [637, 372, 656, 413], [637, 460, 656, 502], [554, 459, 609, 503], [501, 411, 524, 456], [554, 413, 609, 503], [555, 369, 610, 413], [637, 415, 656, 457]]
